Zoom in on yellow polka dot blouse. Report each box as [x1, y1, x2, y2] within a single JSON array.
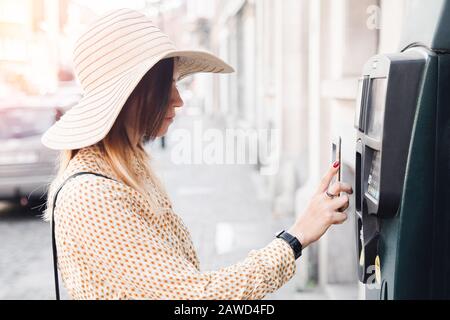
[[50, 145, 296, 299]]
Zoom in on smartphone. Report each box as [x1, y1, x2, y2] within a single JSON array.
[[331, 136, 342, 186]]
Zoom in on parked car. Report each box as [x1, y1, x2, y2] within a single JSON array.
[[0, 91, 80, 211]]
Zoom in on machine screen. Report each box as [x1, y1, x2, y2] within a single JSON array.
[[354, 78, 365, 130], [367, 78, 388, 140], [367, 151, 381, 202]]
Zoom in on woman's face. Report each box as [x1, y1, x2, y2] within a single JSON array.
[[156, 66, 184, 137]]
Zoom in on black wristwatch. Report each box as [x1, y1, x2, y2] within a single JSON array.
[[276, 230, 303, 260]]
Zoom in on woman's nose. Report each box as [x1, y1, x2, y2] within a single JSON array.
[[173, 87, 184, 108], [175, 97, 184, 108]]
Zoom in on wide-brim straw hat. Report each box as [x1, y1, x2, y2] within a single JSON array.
[[41, 8, 234, 150]]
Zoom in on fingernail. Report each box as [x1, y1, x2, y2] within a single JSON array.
[[333, 161, 340, 168]]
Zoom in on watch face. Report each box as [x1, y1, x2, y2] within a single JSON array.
[[275, 230, 285, 238]]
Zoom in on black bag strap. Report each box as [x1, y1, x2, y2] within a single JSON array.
[[51, 171, 117, 300]]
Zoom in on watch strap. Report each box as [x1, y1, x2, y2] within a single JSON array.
[[276, 230, 303, 260]]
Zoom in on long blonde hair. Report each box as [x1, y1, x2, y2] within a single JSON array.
[[43, 58, 176, 221]]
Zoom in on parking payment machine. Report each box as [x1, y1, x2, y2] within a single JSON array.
[[354, 0, 450, 299]]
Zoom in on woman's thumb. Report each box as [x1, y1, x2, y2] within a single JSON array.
[[317, 161, 340, 193]]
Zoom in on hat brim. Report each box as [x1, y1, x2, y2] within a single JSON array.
[[41, 50, 234, 150]]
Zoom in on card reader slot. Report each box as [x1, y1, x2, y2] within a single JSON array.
[[356, 151, 362, 212]]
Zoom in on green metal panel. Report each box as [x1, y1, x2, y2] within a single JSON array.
[[365, 53, 450, 300], [361, 0, 450, 300], [430, 54, 450, 298], [394, 53, 438, 299]]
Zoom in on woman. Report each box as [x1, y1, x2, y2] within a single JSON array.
[[42, 8, 352, 300]]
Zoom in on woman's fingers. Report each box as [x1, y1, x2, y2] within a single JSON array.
[[328, 182, 353, 196], [332, 212, 348, 225], [339, 201, 350, 212], [329, 194, 350, 211], [317, 161, 340, 193]]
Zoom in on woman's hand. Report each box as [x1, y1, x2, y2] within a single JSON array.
[[288, 162, 353, 248]]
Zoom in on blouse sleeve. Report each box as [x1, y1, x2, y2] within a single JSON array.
[[59, 177, 297, 300]]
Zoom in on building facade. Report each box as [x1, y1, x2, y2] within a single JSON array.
[[207, 0, 407, 298]]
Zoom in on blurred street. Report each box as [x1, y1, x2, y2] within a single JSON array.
[[0, 116, 292, 300], [0, 111, 300, 300], [0, 112, 356, 300], [0, 204, 55, 300]]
